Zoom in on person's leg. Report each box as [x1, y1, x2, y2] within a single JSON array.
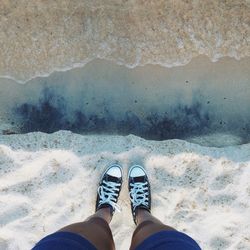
[[128, 165, 201, 250], [130, 208, 176, 250], [33, 164, 123, 250], [59, 164, 123, 250], [58, 207, 115, 250]]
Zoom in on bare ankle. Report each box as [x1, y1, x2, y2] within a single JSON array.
[[135, 208, 151, 225], [94, 207, 112, 224]]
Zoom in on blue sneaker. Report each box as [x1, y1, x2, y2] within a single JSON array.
[[96, 164, 123, 215], [128, 165, 151, 224]]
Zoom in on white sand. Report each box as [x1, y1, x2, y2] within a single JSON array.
[[0, 131, 249, 250]]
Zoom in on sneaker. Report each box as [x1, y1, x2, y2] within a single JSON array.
[[128, 165, 151, 224], [96, 164, 123, 215]]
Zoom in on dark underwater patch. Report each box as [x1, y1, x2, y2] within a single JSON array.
[[13, 88, 249, 141], [144, 103, 211, 140], [14, 88, 68, 133]]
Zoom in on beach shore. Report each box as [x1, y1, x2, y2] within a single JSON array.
[[0, 131, 249, 249]]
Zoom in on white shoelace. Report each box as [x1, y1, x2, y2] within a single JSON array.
[[129, 182, 149, 211], [98, 180, 121, 212]]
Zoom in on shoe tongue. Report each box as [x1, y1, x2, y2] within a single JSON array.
[[106, 174, 119, 182], [133, 176, 145, 183]]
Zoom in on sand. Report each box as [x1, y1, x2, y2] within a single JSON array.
[[0, 131, 249, 250], [0, 1, 249, 82]]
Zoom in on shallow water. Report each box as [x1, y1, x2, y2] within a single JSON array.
[[0, 56, 249, 147]]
